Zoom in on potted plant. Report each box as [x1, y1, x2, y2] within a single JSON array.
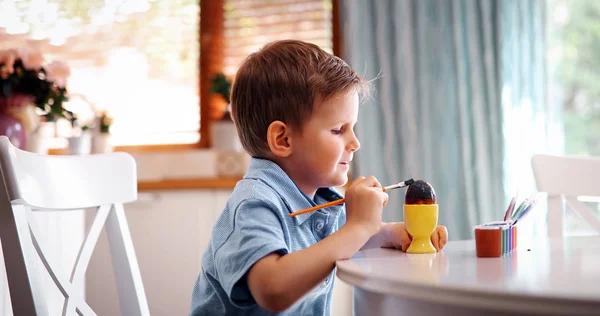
[[91, 111, 114, 153], [67, 119, 92, 155], [210, 73, 241, 151], [0, 47, 73, 153]]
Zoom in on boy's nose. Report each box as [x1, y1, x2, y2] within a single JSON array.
[[347, 134, 360, 152]]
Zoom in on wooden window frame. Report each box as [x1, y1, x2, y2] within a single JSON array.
[[107, 0, 341, 154], [96, 0, 220, 154], [58, 0, 343, 190]]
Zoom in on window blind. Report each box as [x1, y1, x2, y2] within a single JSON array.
[[223, 0, 333, 76]]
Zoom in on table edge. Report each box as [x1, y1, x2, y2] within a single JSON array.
[[336, 261, 600, 315]]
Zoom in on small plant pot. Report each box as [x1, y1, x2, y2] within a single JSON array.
[[26, 132, 48, 154], [67, 133, 92, 155], [92, 133, 113, 153], [211, 120, 242, 151]]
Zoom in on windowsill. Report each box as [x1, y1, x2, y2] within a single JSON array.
[[47, 143, 204, 155], [138, 176, 241, 191]]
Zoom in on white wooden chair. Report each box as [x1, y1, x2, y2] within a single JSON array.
[[0, 136, 149, 315], [531, 154, 600, 237]]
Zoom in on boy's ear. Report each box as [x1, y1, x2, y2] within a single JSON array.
[[267, 120, 292, 158]]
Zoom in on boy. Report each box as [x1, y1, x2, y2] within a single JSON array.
[[189, 40, 448, 315]]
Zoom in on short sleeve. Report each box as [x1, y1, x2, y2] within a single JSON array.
[[213, 199, 289, 308]]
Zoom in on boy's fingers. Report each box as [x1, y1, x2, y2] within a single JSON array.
[[373, 177, 383, 188], [362, 176, 382, 188], [401, 241, 411, 252], [400, 226, 412, 251], [351, 176, 365, 186], [430, 231, 440, 251], [380, 192, 389, 207], [438, 226, 448, 249], [349, 176, 365, 189]]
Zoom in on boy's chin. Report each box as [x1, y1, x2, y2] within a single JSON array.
[[329, 175, 348, 188]]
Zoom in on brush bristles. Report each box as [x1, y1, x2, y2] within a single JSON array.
[[384, 178, 414, 191]]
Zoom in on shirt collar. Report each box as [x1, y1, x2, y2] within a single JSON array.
[[243, 157, 344, 225]]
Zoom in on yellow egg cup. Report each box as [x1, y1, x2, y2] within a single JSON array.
[[404, 204, 439, 253]]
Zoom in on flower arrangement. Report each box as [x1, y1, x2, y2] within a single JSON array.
[[0, 47, 74, 127]]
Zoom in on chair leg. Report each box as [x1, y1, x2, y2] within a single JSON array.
[[106, 204, 150, 316], [0, 189, 37, 315]]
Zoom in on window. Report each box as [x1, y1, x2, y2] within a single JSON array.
[[547, 0, 600, 235], [0, 0, 199, 147], [204, 0, 335, 121], [223, 0, 333, 76], [549, 0, 600, 157], [0, 0, 335, 149]]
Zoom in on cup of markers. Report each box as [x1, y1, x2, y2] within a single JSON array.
[[475, 222, 517, 257], [474, 192, 541, 258]]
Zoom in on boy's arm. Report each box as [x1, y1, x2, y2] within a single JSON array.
[[247, 223, 371, 312], [360, 222, 398, 249], [247, 176, 387, 312]]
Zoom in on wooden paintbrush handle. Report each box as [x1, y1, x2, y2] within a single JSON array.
[[289, 198, 345, 217]]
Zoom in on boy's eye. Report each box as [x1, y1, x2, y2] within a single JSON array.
[[331, 129, 342, 135]]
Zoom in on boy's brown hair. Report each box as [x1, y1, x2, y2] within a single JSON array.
[[231, 39, 369, 158]]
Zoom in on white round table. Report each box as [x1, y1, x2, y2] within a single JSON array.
[[336, 236, 600, 315]]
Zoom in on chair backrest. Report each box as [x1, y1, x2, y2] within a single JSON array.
[[531, 154, 600, 237], [0, 136, 149, 316]]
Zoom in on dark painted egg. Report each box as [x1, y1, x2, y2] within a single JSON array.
[[405, 180, 436, 205]]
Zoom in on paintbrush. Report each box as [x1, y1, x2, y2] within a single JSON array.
[[289, 178, 414, 217]]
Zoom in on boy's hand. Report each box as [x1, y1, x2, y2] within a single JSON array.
[[385, 222, 448, 252], [344, 176, 389, 239]]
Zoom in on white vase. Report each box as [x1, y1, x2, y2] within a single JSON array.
[[26, 132, 48, 154], [211, 120, 242, 151], [67, 133, 92, 155], [92, 134, 112, 153]]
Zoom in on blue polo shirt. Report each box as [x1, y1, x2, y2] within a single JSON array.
[[189, 158, 346, 316]]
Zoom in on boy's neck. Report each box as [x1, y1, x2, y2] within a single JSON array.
[[269, 157, 318, 199]]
